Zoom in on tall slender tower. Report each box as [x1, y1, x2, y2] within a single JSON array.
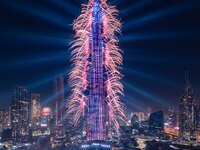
[[67, 0, 126, 141], [31, 93, 41, 127], [179, 71, 196, 138], [54, 74, 65, 125]]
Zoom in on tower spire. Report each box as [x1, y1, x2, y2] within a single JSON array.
[[67, 0, 126, 141]]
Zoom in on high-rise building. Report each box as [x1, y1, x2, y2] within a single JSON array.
[[0, 109, 6, 138], [31, 93, 41, 127], [53, 75, 65, 125], [195, 106, 200, 140], [10, 86, 30, 143], [40, 107, 51, 127], [53, 74, 66, 145], [40, 107, 51, 136], [4, 108, 11, 129], [179, 72, 196, 139], [149, 111, 164, 137], [67, 0, 126, 142], [0, 109, 11, 133]]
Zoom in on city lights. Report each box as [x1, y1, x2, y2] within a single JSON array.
[[41, 107, 51, 116], [0, 0, 200, 150]]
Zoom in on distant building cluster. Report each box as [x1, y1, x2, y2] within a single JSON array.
[[117, 73, 200, 149], [0, 74, 68, 149]]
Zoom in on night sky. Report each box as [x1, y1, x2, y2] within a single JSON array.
[[0, 0, 200, 113]]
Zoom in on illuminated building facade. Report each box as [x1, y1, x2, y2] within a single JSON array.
[[4, 109, 11, 129], [40, 107, 51, 135], [10, 86, 30, 143], [40, 115, 49, 127], [31, 93, 41, 127], [67, 0, 126, 142], [196, 106, 200, 140], [0, 109, 11, 139], [179, 72, 196, 138], [164, 108, 179, 139], [0, 109, 5, 138]]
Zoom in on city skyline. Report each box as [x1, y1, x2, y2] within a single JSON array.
[[1, 0, 200, 112], [1, 0, 200, 149]]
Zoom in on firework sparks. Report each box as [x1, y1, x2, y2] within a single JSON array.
[[67, 0, 126, 140]]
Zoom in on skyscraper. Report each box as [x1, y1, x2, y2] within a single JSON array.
[[67, 0, 126, 141], [40, 107, 51, 127], [4, 108, 11, 129], [10, 86, 30, 143], [0, 109, 6, 138], [53, 75, 65, 125], [31, 93, 41, 127], [0, 109, 10, 139], [149, 111, 164, 137], [179, 72, 196, 139], [53, 75, 66, 145], [40, 107, 51, 135], [196, 106, 200, 140]]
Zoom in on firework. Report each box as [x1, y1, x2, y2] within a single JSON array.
[[67, 0, 126, 141]]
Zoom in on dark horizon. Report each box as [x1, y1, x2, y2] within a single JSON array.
[[0, 0, 200, 112]]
